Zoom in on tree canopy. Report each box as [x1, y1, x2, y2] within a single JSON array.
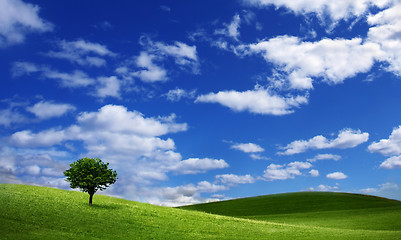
[[64, 157, 117, 206]]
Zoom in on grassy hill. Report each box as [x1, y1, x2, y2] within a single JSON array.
[[180, 192, 401, 231], [1, 184, 401, 239]]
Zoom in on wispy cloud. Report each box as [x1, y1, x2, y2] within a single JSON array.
[[0, 0, 53, 46], [278, 129, 369, 155], [215, 14, 241, 41], [46, 39, 116, 67]]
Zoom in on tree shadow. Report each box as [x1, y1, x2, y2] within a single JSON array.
[[83, 203, 122, 210]]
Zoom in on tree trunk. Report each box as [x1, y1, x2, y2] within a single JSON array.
[[89, 193, 94, 206]]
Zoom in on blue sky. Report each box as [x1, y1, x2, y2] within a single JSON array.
[[1, 0, 401, 206]]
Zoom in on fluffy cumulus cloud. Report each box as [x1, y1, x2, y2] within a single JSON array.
[[278, 129, 369, 155], [46, 39, 116, 67], [368, 126, 401, 156], [26, 101, 76, 119], [263, 161, 312, 181], [231, 142, 264, 153], [148, 181, 228, 207], [0, 0, 53, 46], [5, 104, 231, 204], [196, 89, 308, 115], [215, 174, 256, 185], [379, 156, 401, 169], [368, 3, 401, 76], [243, 0, 392, 22], [368, 126, 401, 169], [326, 171, 348, 180], [239, 36, 383, 89], [0, 146, 70, 187]]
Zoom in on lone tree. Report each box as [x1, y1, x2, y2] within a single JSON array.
[[64, 157, 117, 206]]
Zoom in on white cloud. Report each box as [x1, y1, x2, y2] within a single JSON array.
[[231, 142, 264, 153], [9, 129, 70, 148], [168, 158, 229, 175], [164, 88, 197, 102], [21, 165, 41, 175], [149, 181, 228, 207], [196, 89, 308, 115], [215, 14, 241, 40], [368, 126, 401, 169], [116, 37, 199, 83], [45, 69, 96, 88], [307, 153, 342, 162], [46, 39, 116, 67], [11, 61, 40, 77], [76, 105, 187, 137], [12, 62, 125, 96], [131, 51, 168, 82], [380, 155, 401, 169], [9, 105, 187, 148], [239, 36, 383, 89], [0, 0, 53, 46], [0, 108, 27, 127], [12, 62, 96, 88], [26, 101, 76, 119], [360, 182, 401, 200], [152, 41, 198, 65], [326, 171, 348, 180], [249, 154, 270, 160], [360, 182, 399, 194], [309, 169, 320, 177], [242, 0, 392, 22], [0, 146, 70, 187], [367, 3, 401, 76], [263, 161, 312, 181], [94, 76, 121, 98], [308, 184, 339, 191], [215, 174, 255, 185], [7, 104, 229, 202], [368, 126, 401, 156], [278, 128, 369, 155]]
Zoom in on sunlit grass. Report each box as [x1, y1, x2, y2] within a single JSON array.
[[1, 184, 400, 239]]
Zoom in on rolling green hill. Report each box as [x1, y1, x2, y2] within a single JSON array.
[[180, 192, 401, 231], [1, 184, 401, 239]]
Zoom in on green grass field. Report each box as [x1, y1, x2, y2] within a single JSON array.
[[1, 184, 400, 239], [180, 191, 401, 231]]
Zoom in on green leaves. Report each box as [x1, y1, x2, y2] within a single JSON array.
[[64, 157, 117, 196]]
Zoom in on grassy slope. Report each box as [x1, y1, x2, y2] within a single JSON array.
[[0, 184, 400, 240], [180, 192, 401, 231]]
